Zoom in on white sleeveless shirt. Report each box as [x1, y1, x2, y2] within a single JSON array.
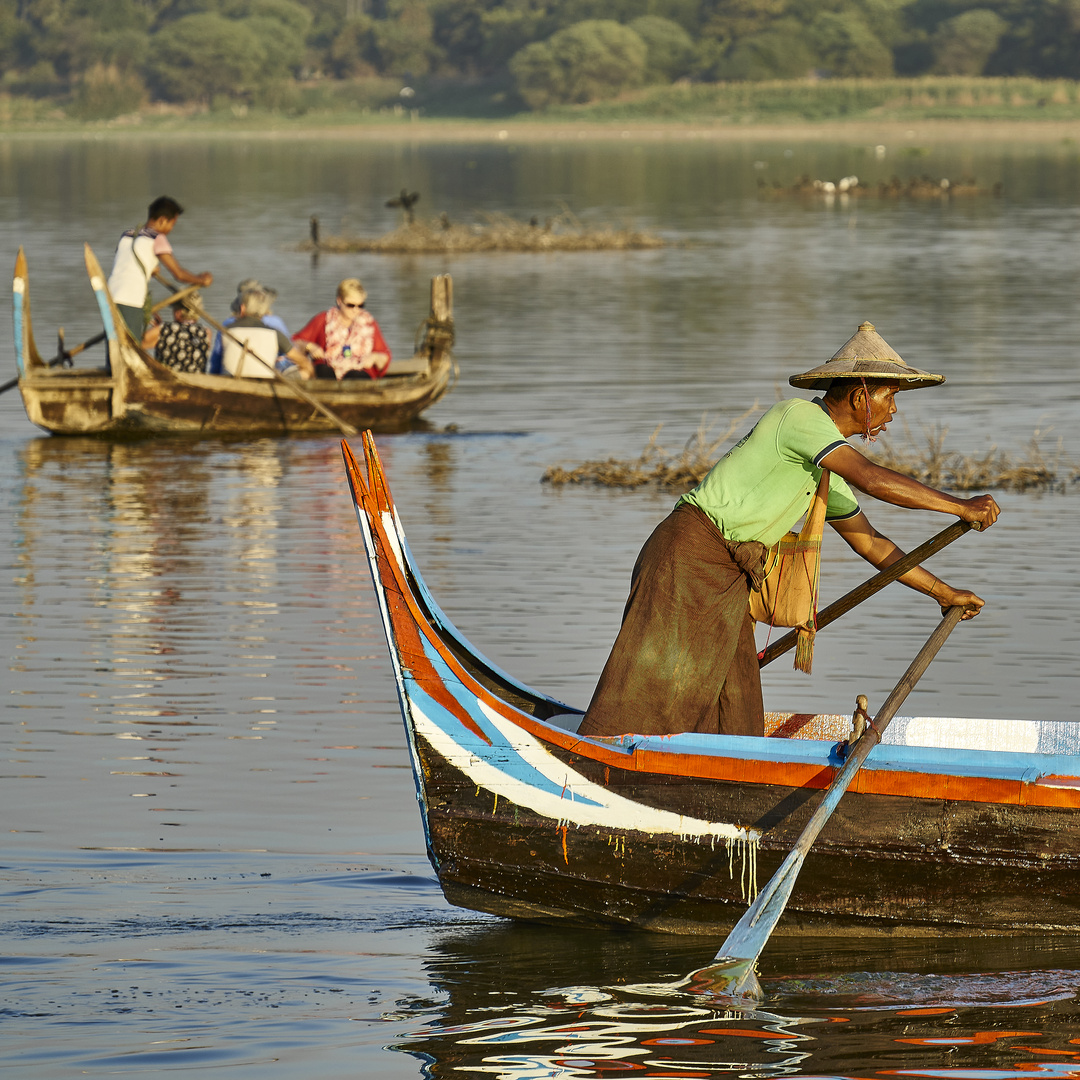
[[107, 227, 172, 307]]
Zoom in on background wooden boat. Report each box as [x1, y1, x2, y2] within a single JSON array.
[[345, 433, 1080, 937], [12, 247, 456, 437]]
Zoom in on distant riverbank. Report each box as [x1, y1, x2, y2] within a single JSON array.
[[8, 115, 1080, 147], [8, 77, 1080, 144]]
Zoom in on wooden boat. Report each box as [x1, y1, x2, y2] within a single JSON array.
[[12, 246, 457, 436], [345, 434, 1080, 937]]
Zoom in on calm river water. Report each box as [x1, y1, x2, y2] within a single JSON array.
[[4, 131, 1080, 1076]]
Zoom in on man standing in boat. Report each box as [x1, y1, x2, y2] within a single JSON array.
[[107, 196, 214, 340], [578, 323, 1001, 740]]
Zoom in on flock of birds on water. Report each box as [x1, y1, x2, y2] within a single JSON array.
[[763, 174, 1003, 198]]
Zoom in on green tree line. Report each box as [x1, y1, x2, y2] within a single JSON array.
[[3, 0, 1080, 115]]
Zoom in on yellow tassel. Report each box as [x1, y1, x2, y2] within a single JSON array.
[[794, 625, 815, 673]]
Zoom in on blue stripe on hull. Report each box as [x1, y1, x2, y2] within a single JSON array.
[[612, 729, 1077, 785], [404, 647, 604, 807]]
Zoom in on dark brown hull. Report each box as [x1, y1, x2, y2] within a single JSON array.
[[420, 734, 1080, 935]]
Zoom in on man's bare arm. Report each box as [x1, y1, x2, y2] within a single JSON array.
[[821, 443, 1000, 530], [829, 510, 986, 619], [156, 255, 212, 288]]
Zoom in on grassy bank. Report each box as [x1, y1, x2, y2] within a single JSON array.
[[9, 76, 1080, 138], [545, 77, 1080, 124]]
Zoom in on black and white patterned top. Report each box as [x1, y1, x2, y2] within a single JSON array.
[[156, 323, 210, 374]]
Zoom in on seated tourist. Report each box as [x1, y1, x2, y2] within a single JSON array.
[[208, 279, 298, 375], [209, 287, 314, 379], [141, 292, 211, 373], [292, 278, 391, 380]]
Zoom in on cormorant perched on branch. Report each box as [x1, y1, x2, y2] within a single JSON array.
[[386, 189, 420, 224]]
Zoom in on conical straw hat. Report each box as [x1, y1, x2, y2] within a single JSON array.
[[789, 322, 945, 391]]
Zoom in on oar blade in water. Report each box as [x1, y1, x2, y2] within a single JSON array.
[[722, 851, 804, 949], [702, 846, 807, 999], [685, 955, 763, 999]]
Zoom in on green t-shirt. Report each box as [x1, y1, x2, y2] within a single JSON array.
[[678, 398, 861, 546]]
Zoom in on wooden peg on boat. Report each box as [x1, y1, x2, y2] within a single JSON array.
[[849, 694, 871, 749]]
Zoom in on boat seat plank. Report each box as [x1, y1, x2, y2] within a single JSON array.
[[765, 710, 1080, 756], [383, 354, 430, 376]]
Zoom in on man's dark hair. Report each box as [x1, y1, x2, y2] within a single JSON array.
[[822, 379, 892, 401], [148, 196, 184, 221]]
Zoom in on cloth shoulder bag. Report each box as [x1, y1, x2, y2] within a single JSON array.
[[748, 470, 829, 672]]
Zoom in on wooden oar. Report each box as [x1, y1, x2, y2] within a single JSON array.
[[703, 604, 968, 998], [150, 284, 201, 315], [759, 519, 976, 668], [0, 329, 107, 396], [161, 282, 358, 438]]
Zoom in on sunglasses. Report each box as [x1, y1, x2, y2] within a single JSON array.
[[340, 300, 364, 309]]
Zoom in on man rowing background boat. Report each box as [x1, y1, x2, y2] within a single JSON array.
[[578, 322, 1001, 740], [107, 195, 213, 341]]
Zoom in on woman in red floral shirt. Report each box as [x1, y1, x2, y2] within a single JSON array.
[[292, 278, 391, 380]]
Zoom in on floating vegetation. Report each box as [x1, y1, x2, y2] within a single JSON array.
[[542, 410, 759, 492], [304, 208, 664, 254], [762, 175, 1003, 199], [543, 418, 1075, 494], [870, 426, 1072, 493]]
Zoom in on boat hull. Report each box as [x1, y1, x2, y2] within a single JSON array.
[[343, 435, 1080, 937], [17, 354, 455, 436], [418, 730, 1080, 935]]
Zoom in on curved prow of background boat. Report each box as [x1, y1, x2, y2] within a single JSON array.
[[12, 247, 44, 377], [83, 242, 207, 398], [82, 243, 120, 360], [416, 274, 458, 389], [343, 432, 580, 723]]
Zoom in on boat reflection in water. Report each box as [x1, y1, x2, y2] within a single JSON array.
[[393, 924, 1080, 1079]]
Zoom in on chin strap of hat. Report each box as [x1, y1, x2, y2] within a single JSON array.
[[859, 377, 877, 443]]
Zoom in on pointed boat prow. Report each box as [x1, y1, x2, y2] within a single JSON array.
[[83, 242, 121, 348], [12, 246, 38, 378], [341, 439, 369, 502], [359, 432, 390, 514]]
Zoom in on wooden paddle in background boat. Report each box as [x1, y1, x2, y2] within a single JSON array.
[[150, 284, 201, 315], [0, 328, 106, 396], [699, 603, 969, 998]]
